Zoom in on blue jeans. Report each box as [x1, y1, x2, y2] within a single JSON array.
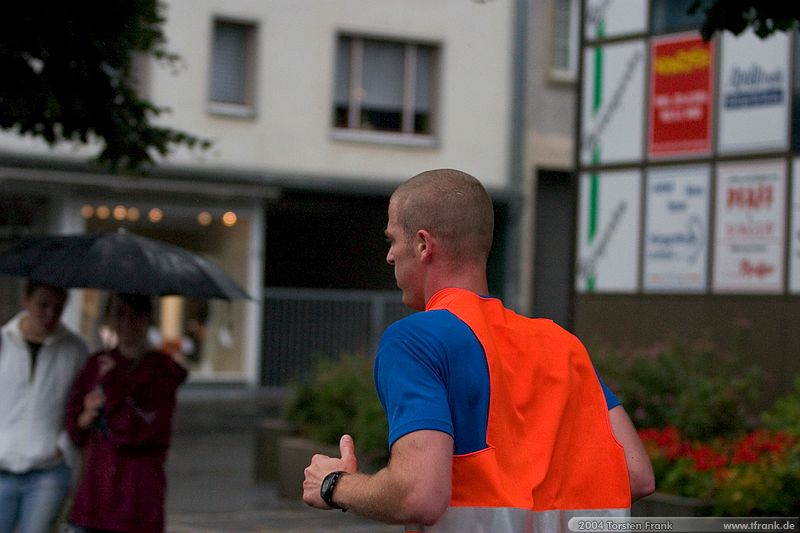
[[0, 462, 72, 533]]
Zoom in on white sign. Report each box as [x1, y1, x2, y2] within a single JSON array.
[[717, 30, 790, 153], [644, 166, 710, 292], [584, 0, 649, 40], [713, 161, 786, 293], [576, 169, 641, 293], [791, 160, 800, 293], [581, 40, 646, 165]]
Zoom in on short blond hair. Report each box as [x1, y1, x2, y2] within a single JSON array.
[[391, 169, 494, 263]]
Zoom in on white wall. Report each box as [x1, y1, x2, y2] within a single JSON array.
[[153, 0, 514, 188], [0, 1, 514, 189]]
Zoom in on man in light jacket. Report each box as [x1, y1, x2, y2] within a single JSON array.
[[0, 281, 89, 533]]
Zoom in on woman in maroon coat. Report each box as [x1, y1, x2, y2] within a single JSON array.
[[65, 293, 187, 533]]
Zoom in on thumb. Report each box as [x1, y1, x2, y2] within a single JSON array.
[[339, 434, 356, 465]]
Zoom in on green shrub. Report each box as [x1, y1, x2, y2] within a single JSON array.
[[761, 376, 800, 435], [284, 353, 389, 467], [592, 337, 762, 440]]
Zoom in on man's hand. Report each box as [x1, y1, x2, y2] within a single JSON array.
[[302, 434, 358, 509]]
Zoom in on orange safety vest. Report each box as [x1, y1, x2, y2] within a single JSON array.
[[406, 288, 630, 533]]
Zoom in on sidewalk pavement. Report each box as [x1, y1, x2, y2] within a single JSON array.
[[166, 386, 397, 532]]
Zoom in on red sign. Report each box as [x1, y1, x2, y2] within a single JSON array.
[[648, 33, 714, 158]]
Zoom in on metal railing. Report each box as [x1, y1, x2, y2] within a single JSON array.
[[261, 287, 413, 387]]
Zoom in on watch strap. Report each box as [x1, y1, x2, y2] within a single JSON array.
[[320, 470, 347, 511]]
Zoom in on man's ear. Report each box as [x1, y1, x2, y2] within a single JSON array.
[[416, 229, 434, 262]]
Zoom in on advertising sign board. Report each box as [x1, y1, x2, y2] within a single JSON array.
[[584, 0, 648, 40], [581, 40, 646, 165], [648, 33, 714, 158], [577, 170, 641, 293], [718, 30, 790, 153], [713, 161, 786, 293], [644, 166, 710, 292], [791, 160, 800, 293]]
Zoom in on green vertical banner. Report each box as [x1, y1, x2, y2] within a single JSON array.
[[586, 19, 605, 292], [578, 4, 647, 293]]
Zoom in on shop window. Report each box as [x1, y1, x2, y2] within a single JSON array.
[[650, 0, 704, 35], [550, 0, 579, 81], [209, 19, 257, 117], [79, 205, 250, 378], [333, 34, 437, 137]]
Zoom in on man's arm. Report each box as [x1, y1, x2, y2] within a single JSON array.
[[608, 405, 655, 502], [303, 430, 453, 526]]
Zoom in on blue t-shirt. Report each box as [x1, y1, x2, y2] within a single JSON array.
[[374, 310, 620, 455]]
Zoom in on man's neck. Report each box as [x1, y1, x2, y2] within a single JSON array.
[[20, 316, 50, 343], [423, 267, 489, 307]]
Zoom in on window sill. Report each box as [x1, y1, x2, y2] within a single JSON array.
[[330, 128, 438, 148], [207, 102, 257, 119], [548, 69, 577, 85]]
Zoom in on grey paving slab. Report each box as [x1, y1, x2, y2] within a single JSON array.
[[166, 390, 397, 532]]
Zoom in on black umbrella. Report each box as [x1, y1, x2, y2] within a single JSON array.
[[0, 232, 250, 300]]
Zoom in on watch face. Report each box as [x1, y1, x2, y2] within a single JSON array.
[[321, 471, 344, 509], [322, 474, 335, 495]]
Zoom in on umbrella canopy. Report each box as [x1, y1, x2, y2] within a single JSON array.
[[0, 232, 250, 300]]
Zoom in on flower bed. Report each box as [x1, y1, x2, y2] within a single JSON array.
[[592, 336, 800, 516], [639, 426, 799, 515]]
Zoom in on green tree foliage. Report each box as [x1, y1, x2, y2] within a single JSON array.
[[690, 0, 800, 41], [0, 0, 209, 172]]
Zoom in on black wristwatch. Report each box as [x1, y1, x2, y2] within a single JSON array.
[[320, 470, 347, 511]]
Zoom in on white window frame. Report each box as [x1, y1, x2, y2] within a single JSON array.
[[207, 17, 258, 118], [332, 34, 438, 146]]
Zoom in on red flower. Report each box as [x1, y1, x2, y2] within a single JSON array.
[[638, 426, 691, 460], [730, 430, 796, 465], [689, 444, 726, 472]]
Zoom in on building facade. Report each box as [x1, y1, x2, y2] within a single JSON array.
[[573, 0, 800, 401], [519, 0, 585, 326], [0, 0, 518, 386]]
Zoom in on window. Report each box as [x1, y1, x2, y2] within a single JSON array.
[[650, 0, 704, 35], [334, 35, 437, 138], [550, 0, 579, 81], [209, 19, 257, 116]]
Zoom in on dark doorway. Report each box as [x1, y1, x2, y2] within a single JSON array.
[[265, 192, 395, 290], [532, 170, 576, 330]]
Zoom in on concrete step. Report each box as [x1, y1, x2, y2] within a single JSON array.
[[173, 384, 286, 434]]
